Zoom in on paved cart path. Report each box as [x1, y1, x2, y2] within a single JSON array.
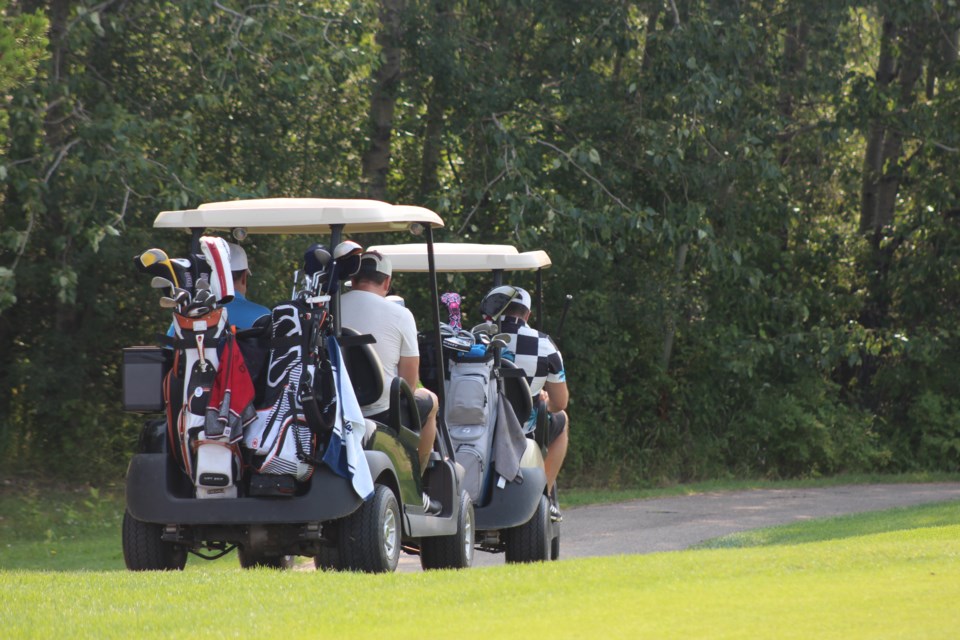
[[397, 482, 960, 572]]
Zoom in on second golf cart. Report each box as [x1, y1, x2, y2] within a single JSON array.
[[370, 242, 561, 562]]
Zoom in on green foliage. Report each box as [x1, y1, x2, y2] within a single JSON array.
[[2, 0, 960, 484]]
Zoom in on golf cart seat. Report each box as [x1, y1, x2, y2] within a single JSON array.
[[340, 326, 422, 435], [501, 359, 533, 425], [339, 326, 383, 408]]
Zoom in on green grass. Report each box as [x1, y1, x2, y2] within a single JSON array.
[[561, 471, 960, 507], [3, 477, 960, 639], [698, 499, 960, 549], [2, 522, 959, 638]]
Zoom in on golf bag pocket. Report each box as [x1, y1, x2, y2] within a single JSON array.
[[455, 444, 484, 500], [446, 360, 494, 427], [187, 363, 215, 415], [250, 414, 315, 482], [195, 442, 240, 499]]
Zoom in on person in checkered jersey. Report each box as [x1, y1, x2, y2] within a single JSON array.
[[483, 285, 569, 521]]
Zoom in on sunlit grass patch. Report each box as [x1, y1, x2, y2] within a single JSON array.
[[2, 524, 959, 639]]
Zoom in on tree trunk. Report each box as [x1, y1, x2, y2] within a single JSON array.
[[417, 0, 454, 201], [660, 241, 688, 371], [362, 0, 405, 200], [860, 20, 925, 237], [854, 16, 927, 400]]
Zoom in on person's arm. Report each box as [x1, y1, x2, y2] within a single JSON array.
[[398, 355, 420, 390], [543, 380, 568, 412], [397, 307, 421, 389]]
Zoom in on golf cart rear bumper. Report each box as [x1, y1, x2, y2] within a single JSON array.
[[126, 453, 387, 525], [474, 464, 547, 530]]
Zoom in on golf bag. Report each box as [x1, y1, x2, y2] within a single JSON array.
[[444, 352, 499, 501], [242, 300, 336, 484], [165, 307, 246, 499]]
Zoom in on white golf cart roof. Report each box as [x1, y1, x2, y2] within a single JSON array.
[[368, 242, 552, 272], [154, 198, 444, 234]]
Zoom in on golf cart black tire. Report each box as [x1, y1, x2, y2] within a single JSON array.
[[420, 491, 475, 571], [338, 485, 401, 573], [504, 494, 551, 563], [237, 548, 296, 570], [551, 528, 560, 560], [122, 510, 187, 571], [313, 543, 342, 571]]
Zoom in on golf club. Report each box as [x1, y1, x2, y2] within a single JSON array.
[[135, 248, 179, 288], [150, 276, 175, 296]]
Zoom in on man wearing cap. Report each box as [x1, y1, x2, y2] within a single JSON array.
[[484, 285, 569, 522], [224, 243, 270, 329], [340, 251, 440, 502]]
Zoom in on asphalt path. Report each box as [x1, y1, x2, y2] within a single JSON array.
[[397, 482, 960, 572]]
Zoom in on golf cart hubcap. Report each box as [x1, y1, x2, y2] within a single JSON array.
[[464, 508, 474, 562], [383, 508, 398, 557]]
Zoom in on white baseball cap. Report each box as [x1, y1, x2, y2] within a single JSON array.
[[359, 250, 393, 277], [228, 243, 250, 274]]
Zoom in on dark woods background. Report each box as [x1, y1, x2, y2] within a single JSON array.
[[2, 0, 960, 485]]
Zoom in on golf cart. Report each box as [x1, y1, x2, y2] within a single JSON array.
[[122, 198, 473, 572], [368, 242, 560, 562]]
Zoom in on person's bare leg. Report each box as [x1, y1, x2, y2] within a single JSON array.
[[416, 389, 439, 474], [544, 413, 569, 489]]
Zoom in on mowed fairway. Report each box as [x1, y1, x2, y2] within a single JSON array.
[[3, 519, 959, 639]]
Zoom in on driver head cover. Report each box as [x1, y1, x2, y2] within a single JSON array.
[[333, 240, 364, 280], [200, 236, 236, 304], [480, 285, 530, 320]]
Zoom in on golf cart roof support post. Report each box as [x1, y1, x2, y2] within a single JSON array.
[[425, 225, 454, 459], [535, 268, 544, 329], [492, 269, 503, 287], [189, 228, 203, 286], [330, 224, 344, 337]]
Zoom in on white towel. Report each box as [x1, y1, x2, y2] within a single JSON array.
[[322, 335, 374, 500]]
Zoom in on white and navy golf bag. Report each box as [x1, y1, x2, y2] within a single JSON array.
[[242, 300, 336, 488], [165, 307, 246, 499]]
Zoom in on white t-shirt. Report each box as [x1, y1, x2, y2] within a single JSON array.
[[340, 289, 420, 415]]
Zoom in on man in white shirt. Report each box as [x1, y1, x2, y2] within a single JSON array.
[[340, 251, 439, 480]]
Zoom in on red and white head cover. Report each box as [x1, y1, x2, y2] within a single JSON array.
[[200, 236, 235, 304]]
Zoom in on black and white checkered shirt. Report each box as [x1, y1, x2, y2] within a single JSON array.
[[499, 316, 566, 397]]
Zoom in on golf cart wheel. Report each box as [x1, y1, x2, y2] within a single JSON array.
[[420, 491, 475, 571], [122, 510, 187, 571], [551, 527, 560, 560], [237, 548, 296, 570], [504, 494, 551, 563], [313, 543, 341, 572], [338, 485, 401, 573]]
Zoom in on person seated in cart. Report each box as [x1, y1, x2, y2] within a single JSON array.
[[340, 251, 442, 512], [484, 285, 569, 521], [222, 243, 270, 329]]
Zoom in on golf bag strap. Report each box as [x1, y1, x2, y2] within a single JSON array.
[[157, 332, 225, 351]]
